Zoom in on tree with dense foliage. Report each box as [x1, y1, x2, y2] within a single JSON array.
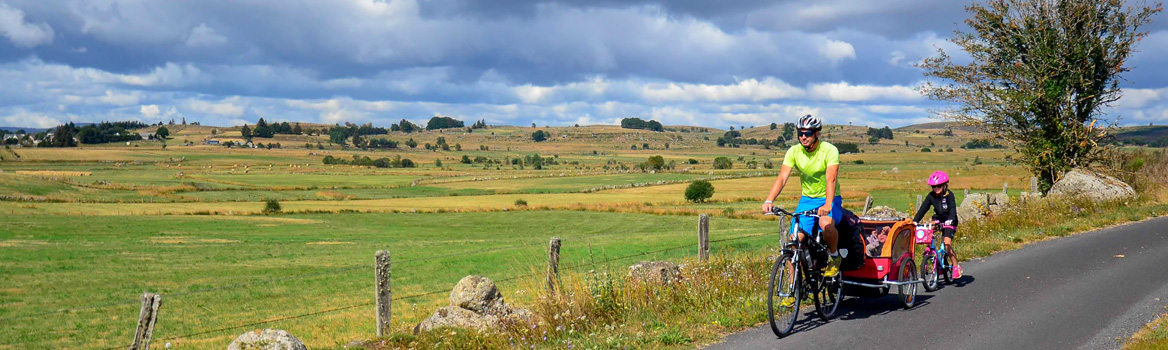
[[426, 116, 465, 130], [406, 138, 418, 148], [685, 180, 715, 202], [253, 118, 274, 138], [836, 142, 860, 154], [240, 125, 252, 139], [646, 155, 665, 170], [866, 126, 894, 140], [712, 156, 733, 169], [531, 130, 549, 142], [619, 117, 664, 131], [919, 0, 1161, 191], [155, 126, 170, 140]]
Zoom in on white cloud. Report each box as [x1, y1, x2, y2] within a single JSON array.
[[185, 23, 227, 47], [0, 3, 53, 48], [140, 105, 160, 117], [818, 39, 856, 64], [808, 82, 922, 102], [1117, 88, 1163, 109], [641, 78, 804, 102], [99, 90, 141, 106], [186, 97, 245, 117], [2, 109, 61, 128]]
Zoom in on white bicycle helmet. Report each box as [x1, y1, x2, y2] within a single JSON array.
[[797, 114, 822, 130]]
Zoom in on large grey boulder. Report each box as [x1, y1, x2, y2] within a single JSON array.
[[1048, 169, 1135, 202], [863, 206, 907, 220], [227, 329, 307, 350], [958, 193, 1010, 221], [414, 275, 539, 334], [448, 275, 504, 314], [628, 261, 682, 284]]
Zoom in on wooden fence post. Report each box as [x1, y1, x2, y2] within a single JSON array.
[[698, 214, 710, 263], [1030, 177, 1039, 193], [547, 237, 561, 294], [862, 196, 874, 215], [375, 250, 391, 337], [129, 292, 161, 350]]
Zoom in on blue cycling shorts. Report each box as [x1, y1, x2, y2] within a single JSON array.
[[791, 196, 844, 236]]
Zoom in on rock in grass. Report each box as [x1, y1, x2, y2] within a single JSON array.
[[227, 329, 307, 350], [628, 261, 682, 284], [863, 206, 907, 220], [414, 275, 540, 334], [1048, 169, 1135, 202], [449, 275, 505, 314]]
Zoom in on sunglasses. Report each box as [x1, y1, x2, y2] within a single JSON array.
[[931, 184, 945, 188], [798, 130, 817, 138]]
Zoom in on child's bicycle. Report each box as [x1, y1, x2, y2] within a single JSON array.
[[915, 221, 957, 291], [764, 208, 844, 337]]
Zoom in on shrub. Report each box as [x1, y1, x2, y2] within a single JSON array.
[[684, 180, 715, 202], [921, 147, 932, 152], [687, 158, 699, 164], [263, 199, 282, 214], [531, 130, 549, 142], [853, 159, 865, 164], [514, 199, 528, 206], [712, 157, 733, 169], [646, 155, 665, 170], [836, 142, 861, 154]]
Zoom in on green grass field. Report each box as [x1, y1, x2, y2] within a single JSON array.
[[6, 123, 1131, 349]]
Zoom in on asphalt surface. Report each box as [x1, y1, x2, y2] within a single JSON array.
[[703, 216, 1168, 350]]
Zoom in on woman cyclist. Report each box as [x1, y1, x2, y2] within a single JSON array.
[[912, 171, 962, 279]]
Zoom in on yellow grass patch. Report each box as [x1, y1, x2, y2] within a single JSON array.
[[14, 170, 92, 176], [148, 237, 239, 244], [0, 239, 49, 247]]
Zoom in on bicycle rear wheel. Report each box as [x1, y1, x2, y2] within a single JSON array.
[[814, 273, 843, 321], [768, 253, 801, 337], [941, 249, 955, 284], [921, 253, 939, 292]]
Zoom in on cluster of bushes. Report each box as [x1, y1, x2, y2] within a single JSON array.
[[620, 117, 664, 132], [961, 139, 1005, 149], [241, 118, 305, 139], [836, 142, 861, 154], [426, 116, 464, 130], [1115, 136, 1168, 147], [322, 154, 415, 168], [716, 131, 785, 149], [866, 126, 894, 141], [424, 136, 456, 151], [512, 153, 556, 169]]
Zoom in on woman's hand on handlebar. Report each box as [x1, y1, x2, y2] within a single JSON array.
[[762, 201, 774, 214]]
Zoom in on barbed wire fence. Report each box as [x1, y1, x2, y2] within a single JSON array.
[[9, 213, 778, 350]]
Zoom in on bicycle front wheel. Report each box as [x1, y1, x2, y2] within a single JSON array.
[[768, 252, 801, 337], [921, 253, 939, 292]]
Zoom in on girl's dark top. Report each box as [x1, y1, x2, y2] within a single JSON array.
[[912, 191, 959, 226]]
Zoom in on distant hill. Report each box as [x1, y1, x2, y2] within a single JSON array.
[[896, 121, 981, 133], [0, 127, 48, 133], [1112, 125, 1168, 145]]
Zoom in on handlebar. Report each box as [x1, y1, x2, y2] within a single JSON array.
[[764, 207, 819, 218]]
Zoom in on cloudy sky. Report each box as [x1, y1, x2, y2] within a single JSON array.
[[1, 0, 1167, 129]]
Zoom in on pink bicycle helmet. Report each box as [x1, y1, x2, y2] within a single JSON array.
[[927, 171, 950, 186]]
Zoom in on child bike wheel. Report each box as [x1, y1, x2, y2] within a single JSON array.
[[768, 253, 801, 337], [941, 251, 955, 284], [921, 253, 940, 292], [814, 274, 843, 321]]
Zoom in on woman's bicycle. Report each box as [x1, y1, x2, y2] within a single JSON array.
[[765, 207, 844, 337], [916, 221, 956, 291]]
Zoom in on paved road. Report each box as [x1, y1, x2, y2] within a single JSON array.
[[704, 216, 1168, 350]]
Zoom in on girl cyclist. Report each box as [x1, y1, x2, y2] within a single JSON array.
[[912, 171, 962, 279]]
